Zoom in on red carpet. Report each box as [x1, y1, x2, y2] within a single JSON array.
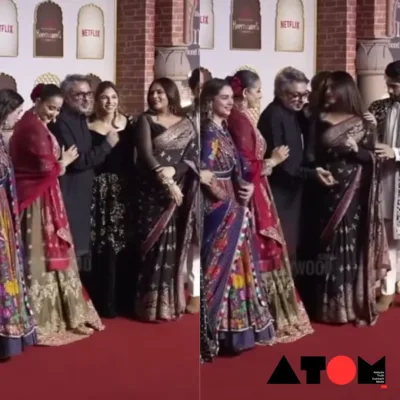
[[0, 314, 199, 399], [3, 306, 399, 399], [202, 305, 400, 400]]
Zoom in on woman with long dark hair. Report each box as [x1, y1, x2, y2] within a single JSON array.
[[226, 70, 313, 342], [0, 89, 36, 360], [10, 84, 104, 346], [133, 77, 199, 321], [88, 81, 135, 318], [201, 78, 275, 358], [312, 71, 389, 325]]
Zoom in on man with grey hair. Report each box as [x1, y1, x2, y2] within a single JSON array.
[[258, 66, 335, 266], [49, 74, 119, 278]]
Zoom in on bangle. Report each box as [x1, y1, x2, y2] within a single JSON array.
[[152, 165, 162, 172], [264, 159, 275, 169], [161, 178, 174, 187]]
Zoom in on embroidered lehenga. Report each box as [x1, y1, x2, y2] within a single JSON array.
[[228, 107, 313, 342], [201, 120, 275, 354], [0, 136, 36, 359], [312, 116, 389, 325], [10, 111, 104, 345], [134, 114, 199, 321]]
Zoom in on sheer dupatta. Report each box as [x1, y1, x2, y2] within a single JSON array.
[[227, 107, 284, 264], [135, 114, 199, 255], [10, 110, 73, 272]]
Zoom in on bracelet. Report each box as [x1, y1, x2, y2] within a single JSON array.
[[152, 165, 162, 172], [161, 177, 174, 187]]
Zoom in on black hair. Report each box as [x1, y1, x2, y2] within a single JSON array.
[[147, 77, 182, 115], [200, 78, 231, 104], [31, 84, 62, 102], [188, 67, 213, 91], [319, 70, 364, 117], [225, 69, 260, 93], [92, 81, 121, 128], [385, 61, 400, 82], [0, 89, 24, 126], [200, 78, 232, 126], [311, 71, 331, 92], [95, 80, 118, 100]]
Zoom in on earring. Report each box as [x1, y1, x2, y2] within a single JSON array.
[[169, 105, 176, 115], [206, 101, 213, 120]]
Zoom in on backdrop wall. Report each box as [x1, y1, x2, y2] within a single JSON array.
[[0, 0, 116, 107], [199, 0, 317, 110]]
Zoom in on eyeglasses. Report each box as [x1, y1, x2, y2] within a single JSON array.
[[72, 91, 94, 100], [286, 91, 309, 101]]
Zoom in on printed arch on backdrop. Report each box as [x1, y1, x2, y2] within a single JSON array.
[[34, 0, 64, 57], [275, 0, 305, 52], [230, 0, 262, 50], [199, 0, 214, 49], [34, 72, 61, 87], [77, 4, 105, 59], [0, 0, 18, 57], [0, 73, 17, 91], [233, 65, 261, 124], [86, 73, 102, 92]]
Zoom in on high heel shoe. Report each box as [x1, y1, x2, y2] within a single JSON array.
[[376, 294, 394, 313]]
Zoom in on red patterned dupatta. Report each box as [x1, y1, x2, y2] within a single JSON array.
[[10, 110, 73, 271], [227, 107, 285, 271]]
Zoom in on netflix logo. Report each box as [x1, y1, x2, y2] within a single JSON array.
[[280, 20, 300, 29], [0, 24, 14, 33], [81, 29, 100, 37]]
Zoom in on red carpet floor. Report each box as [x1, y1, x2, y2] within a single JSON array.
[[0, 314, 200, 400], [202, 304, 400, 400], [2, 305, 399, 399]]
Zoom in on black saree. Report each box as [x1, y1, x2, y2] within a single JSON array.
[[134, 114, 199, 321], [314, 116, 389, 325]]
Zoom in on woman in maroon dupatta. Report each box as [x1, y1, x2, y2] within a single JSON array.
[[10, 84, 104, 346], [226, 70, 313, 343]]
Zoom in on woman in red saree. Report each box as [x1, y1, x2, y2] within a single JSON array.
[[226, 70, 313, 342], [10, 84, 104, 346]]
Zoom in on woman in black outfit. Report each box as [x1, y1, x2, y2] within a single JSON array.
[[88, 81, 135, 318]]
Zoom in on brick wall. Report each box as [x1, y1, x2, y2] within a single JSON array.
[[155, 0, 185, 46], [116, 0, 186, 115], [317, 0, 357, 75], [116, 0, 156, 116], [357, 0, 387, 38], [317, 0, 390, 75]]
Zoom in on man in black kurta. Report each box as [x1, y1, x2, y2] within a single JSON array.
[[258, 67, 334, 265], [49, 74, 118, 274]]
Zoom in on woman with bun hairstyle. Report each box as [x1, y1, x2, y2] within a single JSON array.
[[10, 84, 104, 346], [226, 70, 313, 343], [0, 89, 37, 360]]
